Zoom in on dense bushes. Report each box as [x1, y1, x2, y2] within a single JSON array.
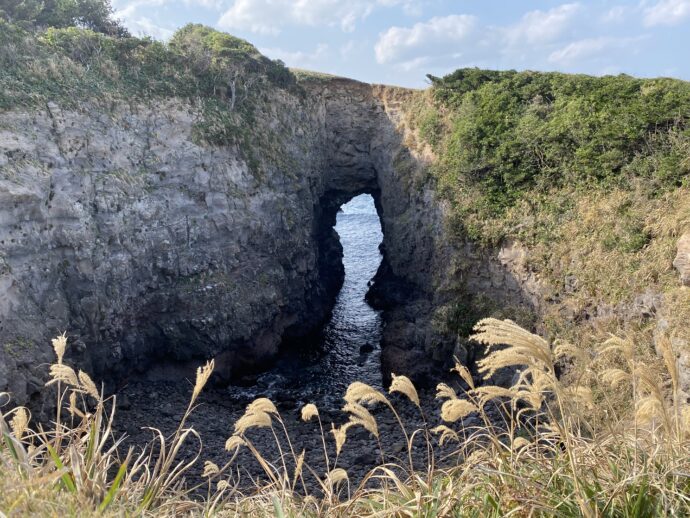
[[424, 69, 690, 216], [413, 69, 690, 350], [0, 0, 127, 36], [0, 21, 296, 115], [170, 24, 296, 92]]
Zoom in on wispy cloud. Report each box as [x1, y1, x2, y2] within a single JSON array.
[[600, 5, 630, 24], [375, 4, 584, 68], [503, 3, 581, 46], [260, 43, 330, 69], [548, 36, 647, 66], [112, 0, 175, 39], [643, 0, 690, 26], [218, 0, 420, 35], [375, 15, 477, 66]]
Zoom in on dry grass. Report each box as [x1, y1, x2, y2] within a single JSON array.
[[1, 323, 689, 516]]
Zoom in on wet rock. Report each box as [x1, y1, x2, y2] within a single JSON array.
[[275, 392, 297, 407], [461, 416, 481, 428], [359, 343, 374, 354], [391, 441, 406, 454], [234, 374, 259, 387], [354, 452, 377, 465], [160, 402, 175, 417], [117, 393, 131, 410], [381, 345, 437, 387]]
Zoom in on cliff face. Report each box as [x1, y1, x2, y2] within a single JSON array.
[[0, 79, 399, 405], [0, 91, 329, 405], [0, 74, 543, 409]]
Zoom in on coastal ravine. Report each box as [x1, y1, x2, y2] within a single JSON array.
[[265, 193, 385, 409], [114, 193, 396, 485]]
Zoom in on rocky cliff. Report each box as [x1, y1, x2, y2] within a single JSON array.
[[0, 90, 327, 406], [0, 76, 425, 406], [2, 55, 566, 410]]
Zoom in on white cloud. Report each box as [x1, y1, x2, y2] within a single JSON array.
[[504, 3, 582, 46], [260, 43, 330, 68], [124, 16, 175, 39], [374, 14, 478, 65], [113, 0, 165, 18], [600, 5, 629, 23], [548, 36, 645, 65], [115, 0, 222, 11], [218, 0, 419, 35], [112, 0, 175, 39], [183, 0, 223, 8], [643, 0, 690, 26], [374, 4, 584, 68], [369, 2, 684, 82]]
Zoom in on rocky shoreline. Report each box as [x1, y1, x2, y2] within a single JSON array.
[[113, 376, 504, 492]]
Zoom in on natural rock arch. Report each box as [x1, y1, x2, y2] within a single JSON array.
[[0, 78, 538, 411]]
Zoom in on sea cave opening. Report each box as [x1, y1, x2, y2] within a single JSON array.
[[273, 192, 386, 407]]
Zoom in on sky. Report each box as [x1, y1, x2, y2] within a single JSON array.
[[110, 0, 690, 88]]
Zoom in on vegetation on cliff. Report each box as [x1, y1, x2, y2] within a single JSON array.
[[0, 11, 296, 160], [419, 68, 690, 241], [0, 0, 127, 36], [0, 8, 293, 107], [409, 68, 690, 361]]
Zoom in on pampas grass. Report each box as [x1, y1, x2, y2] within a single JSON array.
[[300, 403, 319, 422], [389, 373, 420, 407], [1, 324, 689, 516], [51, 332, 67, 365], [440, 399, 478, 423]]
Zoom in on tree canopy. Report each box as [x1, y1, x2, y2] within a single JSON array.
[[0, 0, 128, 35]]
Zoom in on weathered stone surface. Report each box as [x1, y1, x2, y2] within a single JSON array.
[[0, 91, 333, 405], [673, 232, 690, 286], [0, 78, 545, 406]]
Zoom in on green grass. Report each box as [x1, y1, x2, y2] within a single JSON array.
[[0, 20, 295, 109]]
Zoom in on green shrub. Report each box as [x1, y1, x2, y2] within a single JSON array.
[[41, 26, 114, 63], [418, 107, 443, 147], [0, 0, 127, 36], [0, 21, 296, 114], [424, 69, 690, 218]]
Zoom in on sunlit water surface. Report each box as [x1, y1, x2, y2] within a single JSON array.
[[227, 193, 384, 409]]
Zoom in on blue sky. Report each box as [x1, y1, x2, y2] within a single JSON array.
[[111, 0, 690, 88]]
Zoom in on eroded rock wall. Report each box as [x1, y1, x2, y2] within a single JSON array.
[[0, 91, 338, 406], [0, 76, 543, 408]]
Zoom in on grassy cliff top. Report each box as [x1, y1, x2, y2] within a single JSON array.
[[407, 66, 690, 371], [423, 68, 690, 221], [0, 20, 296, 110]]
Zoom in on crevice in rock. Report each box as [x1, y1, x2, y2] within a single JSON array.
[[281, 186, 388, 342]]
